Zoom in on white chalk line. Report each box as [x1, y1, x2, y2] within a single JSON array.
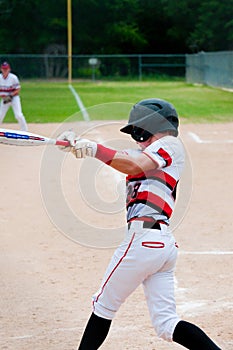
[[188, 131, 233, 144], [179, 250, 233, 255], [5, 327, 80, 340], [68, 84, 90, 122]]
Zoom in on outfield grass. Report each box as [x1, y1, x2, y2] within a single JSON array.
[[2, 80, 233, 123]]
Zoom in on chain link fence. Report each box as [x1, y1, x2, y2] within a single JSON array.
[[0, 54, 185, 80], [186, 51, 233, 89], [1, 52, 232, 89]]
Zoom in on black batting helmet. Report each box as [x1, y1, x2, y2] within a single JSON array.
[[120, 98, 179, 141]]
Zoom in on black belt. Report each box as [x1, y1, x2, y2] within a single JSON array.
[[128, 221, 161, 230]]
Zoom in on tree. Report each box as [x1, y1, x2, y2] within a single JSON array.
[[73, 0, 146, 54], [0, 0, 67, 53], [159, 0, 203, 53], [0, 0, 231, 54], [187, 0, 233, 51], [136, 0, 170, 53]]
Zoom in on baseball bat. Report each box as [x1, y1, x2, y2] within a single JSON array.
[[0, 128, 70, 147]]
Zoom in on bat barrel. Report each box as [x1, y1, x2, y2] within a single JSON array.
[[0, 128, 70, 147]]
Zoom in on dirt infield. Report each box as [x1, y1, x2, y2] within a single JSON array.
[[1, 122, 232, 350]]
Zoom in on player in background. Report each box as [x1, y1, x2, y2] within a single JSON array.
[[0, 61, 28, 131], [58, 98, 222, 350]]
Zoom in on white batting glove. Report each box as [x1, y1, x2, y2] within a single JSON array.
[[71, 138, 97, 158], [56, 130, 77, 151]]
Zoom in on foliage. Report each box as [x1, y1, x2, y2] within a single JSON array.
[[74, 0, 146, 54], [0, 0, 232, 54], [187, 0, 233, 51]]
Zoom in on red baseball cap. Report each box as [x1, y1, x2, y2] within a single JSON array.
[[1, 61, 10, 69]]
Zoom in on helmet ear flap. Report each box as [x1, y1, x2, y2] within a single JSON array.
[[166, 116, 179, 136]]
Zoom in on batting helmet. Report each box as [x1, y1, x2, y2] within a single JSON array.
[[120, 98, 179, 141]]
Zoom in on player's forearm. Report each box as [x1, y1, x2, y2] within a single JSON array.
[[95, 144, 151, 175], [109, 152, 145, 175], [94, 144, 138, 174], [56, 134, 158, 174], [11, 88, 20, 96]]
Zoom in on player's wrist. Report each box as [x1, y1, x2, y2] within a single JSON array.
[[95, 144, 117, 165]]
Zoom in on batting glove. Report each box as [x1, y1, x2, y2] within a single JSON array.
[[56, 130, 76, 152], [71, 138, 97, 158]]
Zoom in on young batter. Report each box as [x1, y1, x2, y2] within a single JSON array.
[[58, 98, 221, 350], [0, 61, 28, 131]]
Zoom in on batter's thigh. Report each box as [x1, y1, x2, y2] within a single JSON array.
[[143, 246, 180, 342], [92, 228, 176, 320], [93, 233, 146, 319]]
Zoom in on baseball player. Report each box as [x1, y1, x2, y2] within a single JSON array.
[[0, 61, 28, 131], [58, 98, 221, 350]]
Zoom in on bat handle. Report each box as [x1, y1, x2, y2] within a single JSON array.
[[55, 140, 70, 147]]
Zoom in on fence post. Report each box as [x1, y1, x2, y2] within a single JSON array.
[[138, 55, 142, 81]]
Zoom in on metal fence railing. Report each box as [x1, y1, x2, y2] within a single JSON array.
[[0, 54, 186, 81], [186, 51, 233, 89], [1, 52, 232, 89]]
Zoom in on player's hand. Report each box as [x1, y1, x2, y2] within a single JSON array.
[[3, 95, 13, 104], [71, 138, 97, 158], [56, 130, 76, 152]]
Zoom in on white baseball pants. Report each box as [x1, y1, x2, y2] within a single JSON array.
[[92, 221, 181, 342], [0, 95, 28, 131]]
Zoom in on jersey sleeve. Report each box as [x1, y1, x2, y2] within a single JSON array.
[[143, 136, 180, 169], [12, 74, 20, 90]]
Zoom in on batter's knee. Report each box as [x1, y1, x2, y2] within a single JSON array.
[[15, 114, 28, 131], [154, 316, 180, 342], [92, 300, 116, 320]]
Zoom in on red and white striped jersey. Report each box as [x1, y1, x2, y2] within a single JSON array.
[[0, 73, 20, 97], [126, 135, 185, 224]]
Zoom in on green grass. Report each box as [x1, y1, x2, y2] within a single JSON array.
[[2, 80, 233, 124]]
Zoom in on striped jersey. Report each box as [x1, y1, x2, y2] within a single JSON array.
[[126, 135, 185, 225], [0, 73, 20, 97]]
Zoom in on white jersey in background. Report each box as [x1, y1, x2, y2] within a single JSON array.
[[0, 72, 20, 97], [0, 71, 28, 131]]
